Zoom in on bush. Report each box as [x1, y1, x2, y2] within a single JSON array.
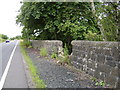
[[40, 48, 47, 57], [22, 40, 31, 47]]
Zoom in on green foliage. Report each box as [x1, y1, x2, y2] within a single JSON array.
[[22, 39, 31, 47], [20, 41, 46, 88], [91, 77, 97, 82], [0, 34, 8, 40], [16, 2, 99, 53], [91, 77, 105, 87], [28, 45, 33, 48], [0, 34, 9, 43], [95, 81, 105, 87], [10, 35, 21, 40], [40, 48, 47, 57], [63, 44, 69, 57], [96, 2, 120, 41], [51, 52, 58, 59], [0, 38, 5, 43], [16, 2, 120, 53], [60, 44, 71, 65], [84, 31, 103, 41]]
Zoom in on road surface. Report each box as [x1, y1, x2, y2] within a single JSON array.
[[0, 40, 28, 88]]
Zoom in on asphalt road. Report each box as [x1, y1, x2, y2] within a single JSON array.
[[0, 40, 28, 88], [0, 41, 15, 80], [1, 41, 16, 75]]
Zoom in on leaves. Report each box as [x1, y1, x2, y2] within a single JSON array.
[[16, 2, 119, 53]]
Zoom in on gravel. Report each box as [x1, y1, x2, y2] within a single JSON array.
[[26, 48, 102, 88]]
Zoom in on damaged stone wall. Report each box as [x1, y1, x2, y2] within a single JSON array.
[[70, 40, 120, 88]]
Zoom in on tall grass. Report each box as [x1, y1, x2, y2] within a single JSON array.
[[59, 44, 71, 65], [40, 48, 47, 57]]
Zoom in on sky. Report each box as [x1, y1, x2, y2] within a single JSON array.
[[0, 0, 22, 38]]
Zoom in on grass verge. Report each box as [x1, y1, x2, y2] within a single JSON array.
[[0, 38, 5, 43], [20, 41, 46, 88]]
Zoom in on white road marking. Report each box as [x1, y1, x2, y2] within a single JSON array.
[[0, 41, 18, 90]]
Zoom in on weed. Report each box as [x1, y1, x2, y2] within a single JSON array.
[[59, 44, 71, 65], [91, 77, 105, 87], [63, 43, 69, 56], [51, 52, 58, 59], [40, 48, 47, 57], [20, 41, 46, 88], [28, 45, 33, 48], [91, 77, 97, 82], [99, 81, 105, 86], [95, 81, 105, 87]]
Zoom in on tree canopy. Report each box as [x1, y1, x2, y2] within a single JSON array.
[[10, 35, 22, 40], [16, 2, 120, 52], [0, 34, 8, 40]]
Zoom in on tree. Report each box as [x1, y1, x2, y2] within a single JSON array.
[[90, 0, 107, 40], [16, 2, 119, 53], [95, 2, 120, 41], [0, 34, 8, 40], [16, 2, 100, 52], [10, 35, 22, 40]]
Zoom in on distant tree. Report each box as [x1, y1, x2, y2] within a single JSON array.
[[15, 35, 22, 39], [10, 35, 22, 40], [0, 34, 8, 40]]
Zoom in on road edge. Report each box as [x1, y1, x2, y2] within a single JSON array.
[[21, 49, 36, 88]]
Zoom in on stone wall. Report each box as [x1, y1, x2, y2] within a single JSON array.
[[30, 40, 63, 56], [70, 40, 120, 88]]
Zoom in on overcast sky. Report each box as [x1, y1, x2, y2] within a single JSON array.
[[0, 0, 22, 38]]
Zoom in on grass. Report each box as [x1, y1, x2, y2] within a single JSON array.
[[51, 52, 58, 59], [0, 38, 5, 43], [59, 44, 71, 65], [20, 41, 46, 88], [59, 55, 71, 65], [40, 48, 47, 57]]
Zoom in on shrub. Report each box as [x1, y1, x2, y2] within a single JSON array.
[[40, 48, 47, 57], [22, 39, 31, 47]]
